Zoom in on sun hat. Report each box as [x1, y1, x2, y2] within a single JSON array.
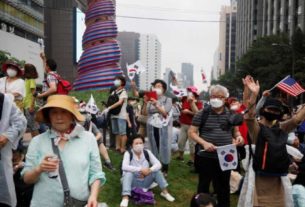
[[187, 86, 199, 96], [35, 95, 85, 123], [151, 79, 167, 91], [2, 61, 23, 77]]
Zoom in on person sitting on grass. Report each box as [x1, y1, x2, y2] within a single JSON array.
[[120, 134, 175, 207], [190, 193, 217, 207]]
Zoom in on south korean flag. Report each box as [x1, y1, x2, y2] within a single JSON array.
[[216, 144, 238, 171]]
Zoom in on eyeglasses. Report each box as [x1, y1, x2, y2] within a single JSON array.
[[210, 95, 226, 99]]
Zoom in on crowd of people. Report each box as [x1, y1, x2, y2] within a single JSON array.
[[1, 54, 305, 207]]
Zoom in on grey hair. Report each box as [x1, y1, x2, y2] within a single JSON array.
[[209, 84, 229, 98]]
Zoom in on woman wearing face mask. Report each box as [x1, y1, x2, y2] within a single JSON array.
[[120, 134, 175, 207], [105, 75, 128, 153], [147, 79, 173, 176], [0, 61, 25, 111]]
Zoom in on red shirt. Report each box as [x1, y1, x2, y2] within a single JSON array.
[[179, 97, 203, 125], [236, 104, 248, 144]]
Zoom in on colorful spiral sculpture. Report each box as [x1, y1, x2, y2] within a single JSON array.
[[73, 0, 123, 91]]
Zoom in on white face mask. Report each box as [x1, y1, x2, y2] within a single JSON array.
[[153, 88, 163, 96], [133, 144, 144, 153], [114, 80, 121, 87], [210, 98, 224, 108], [7, 68, 17, 77], [187, 92, 194, 98], [230, 105, 239, 111]]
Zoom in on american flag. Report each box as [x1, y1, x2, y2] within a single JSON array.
[[276, 76, 305, 97]]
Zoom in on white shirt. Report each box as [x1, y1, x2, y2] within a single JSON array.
[[111, 89, 128, 120], [122, 149, 161, 174], [0, 77, 25, 99]]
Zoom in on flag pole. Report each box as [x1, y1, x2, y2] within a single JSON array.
[[268, 75, 290, 91]]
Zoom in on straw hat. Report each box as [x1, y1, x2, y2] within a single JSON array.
[[35, 95, 85, 123]]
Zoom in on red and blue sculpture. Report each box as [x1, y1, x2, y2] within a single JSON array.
[[74, 0, 123, 91]]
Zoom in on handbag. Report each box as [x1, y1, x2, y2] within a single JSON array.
[[51, 139, 87, 207]]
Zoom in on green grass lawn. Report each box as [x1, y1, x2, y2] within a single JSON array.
[[99, 150, 239, 207], [70, 91, 239, 206]]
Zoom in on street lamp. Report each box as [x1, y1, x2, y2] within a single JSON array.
[[271, 43, 295, 77]]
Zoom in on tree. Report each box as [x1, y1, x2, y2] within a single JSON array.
[[213, 31, 305, 99]]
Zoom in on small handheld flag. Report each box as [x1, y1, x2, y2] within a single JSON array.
[[216, 144, 238, 171], [275, 76, 305, 97]]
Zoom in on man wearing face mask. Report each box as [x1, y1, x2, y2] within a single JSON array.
[[105, 76, 128, 153], [238, 76, 305, 207], [188, 84, 244, 207], [0, 61, 25, 111]]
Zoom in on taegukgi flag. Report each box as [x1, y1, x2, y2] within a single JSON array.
[[216, 144, 238, 171]]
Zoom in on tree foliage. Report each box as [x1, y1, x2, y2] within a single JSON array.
[[213, 30, 305, 95]]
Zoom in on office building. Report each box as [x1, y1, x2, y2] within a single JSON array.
[[181, 63, 194, 86], [139, 34, 161, 90], [236, 0, 305, 59]]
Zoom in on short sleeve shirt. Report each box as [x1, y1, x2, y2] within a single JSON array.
[[192, 108, 233, 158], [42, 72, 58, 93], [24, 79, 36, 109], [111, 89, 128, 120]]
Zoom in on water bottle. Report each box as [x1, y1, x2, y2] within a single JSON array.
[[47, 155, 59, 179]]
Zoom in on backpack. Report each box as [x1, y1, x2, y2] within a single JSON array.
[[249, 124, 290, 175], [106, 89, 125, 115], [120, 149, 151, 175], [47, 72, 72, 95]]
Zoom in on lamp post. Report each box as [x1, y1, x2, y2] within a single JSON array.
[[271, 43, 295, 77]]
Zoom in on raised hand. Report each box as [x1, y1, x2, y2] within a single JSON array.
[[244, 76, 260, 95]]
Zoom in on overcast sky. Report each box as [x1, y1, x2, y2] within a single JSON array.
[[116, 0, 230, 91]]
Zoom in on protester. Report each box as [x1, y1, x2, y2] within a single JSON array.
[[36, 52, 58, 100], [0, 92, 27, 207], [171, 121, 180, 154], [189, 84, 244, 207], [23, 63, 39, 137], [238, 76, 305, 207], [171, 97, 181, 122], [126, 97, 138, 145], [120, 134, 175, 207], [105, 76, 128, 153], [22, 95, 106, 206], [130, 80, 148, 137], [0, 61, 25, 111], [147, 79, 173, 176], [12, 142, 34, 207], [80, 110, 115, 171], [177, 86, 203, 167], [190, 193, 217, 207]]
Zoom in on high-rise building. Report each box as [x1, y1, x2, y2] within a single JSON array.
[[163, 67, 172, 86], [236, 0, 305, 59], [211, 49, 221, 81], [181, 63, 194, 86], [117, 31, 140, 86], [139, 34, 161, 90], [0, 0, 45, 82], [218, 1, 237, 75], [0, 0, 44, 42], [44, 0, 82, 82]]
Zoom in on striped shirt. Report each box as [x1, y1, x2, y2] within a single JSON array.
[[192, 108, 233, 158]]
